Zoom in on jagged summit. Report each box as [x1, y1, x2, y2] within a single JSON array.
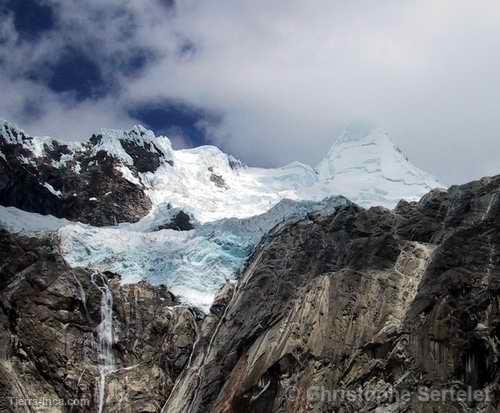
[[1, 119, 28, 136], [1, 119, 156, 142], [0, 120, 59, 157], [100, 124, 155, 140], [89, 126, 175, 172], [0, 120, 174, 164]]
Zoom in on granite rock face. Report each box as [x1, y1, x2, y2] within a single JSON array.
[[0, 230, 198, 412], [163, 175, 500, 413]]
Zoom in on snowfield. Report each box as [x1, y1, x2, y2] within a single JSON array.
[[123, 125, 441, 225]]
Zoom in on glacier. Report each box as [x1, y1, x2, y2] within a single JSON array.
[[0, 121, 443, 310], [60, 196, 350, 310]]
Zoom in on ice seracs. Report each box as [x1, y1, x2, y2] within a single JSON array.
[[58, 196, 351, 311]]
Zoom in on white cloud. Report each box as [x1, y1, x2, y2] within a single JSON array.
[[124, 0, 500, 184], [2, 0, 500, 184]]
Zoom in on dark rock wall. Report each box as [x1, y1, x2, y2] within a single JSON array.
[[163, 175, 500, 413], [0, 231, 198, 412]]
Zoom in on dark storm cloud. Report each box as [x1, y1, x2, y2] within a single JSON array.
[[128, 99, 221, 148], [2, 0, 55, 39]]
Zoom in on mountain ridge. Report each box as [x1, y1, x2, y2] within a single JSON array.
[[0, 119, 443, 226]]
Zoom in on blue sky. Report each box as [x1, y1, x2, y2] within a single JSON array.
[[1, 0, 500, 184]]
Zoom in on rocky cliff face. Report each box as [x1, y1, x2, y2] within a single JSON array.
[[0, 230, 199, 412], [0, 122, 174, 226], [0, 163, 498, 411], [162, 175, 500, 413]]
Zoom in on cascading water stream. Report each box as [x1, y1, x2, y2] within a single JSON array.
[[71, 272, 89, 321], [482, 194, 497, 285], [482, 193, 497, 222], [486, 235, 496, 279], [91, 273, 114, 413]]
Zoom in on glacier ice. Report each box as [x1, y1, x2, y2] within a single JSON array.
[[58, 196, 350, 310]]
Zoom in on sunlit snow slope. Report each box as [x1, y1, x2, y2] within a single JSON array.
[[0, 119, 441, 224], [137, 123, 441, 224]]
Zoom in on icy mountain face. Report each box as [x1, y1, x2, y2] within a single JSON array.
[[0, 195, 349, 309], [0, 195, 350, 310], [125, 123, 442, 223], [0, 119, 443, 309], [142, 147, 321, 224]]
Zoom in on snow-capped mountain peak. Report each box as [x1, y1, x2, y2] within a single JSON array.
[[318, 124, 400, 178], [1, 119, 443, 225], [0, 119, 445, 309], [313, 124, 442, 207], [0, 120, 62, 158]]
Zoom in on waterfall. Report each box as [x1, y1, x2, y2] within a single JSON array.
[[71, 272, 89, 321], [466, 352, 475, 378], [91, 273, 115, 413], [482, 193, 497, 222], [487, 235, 496, 279]]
